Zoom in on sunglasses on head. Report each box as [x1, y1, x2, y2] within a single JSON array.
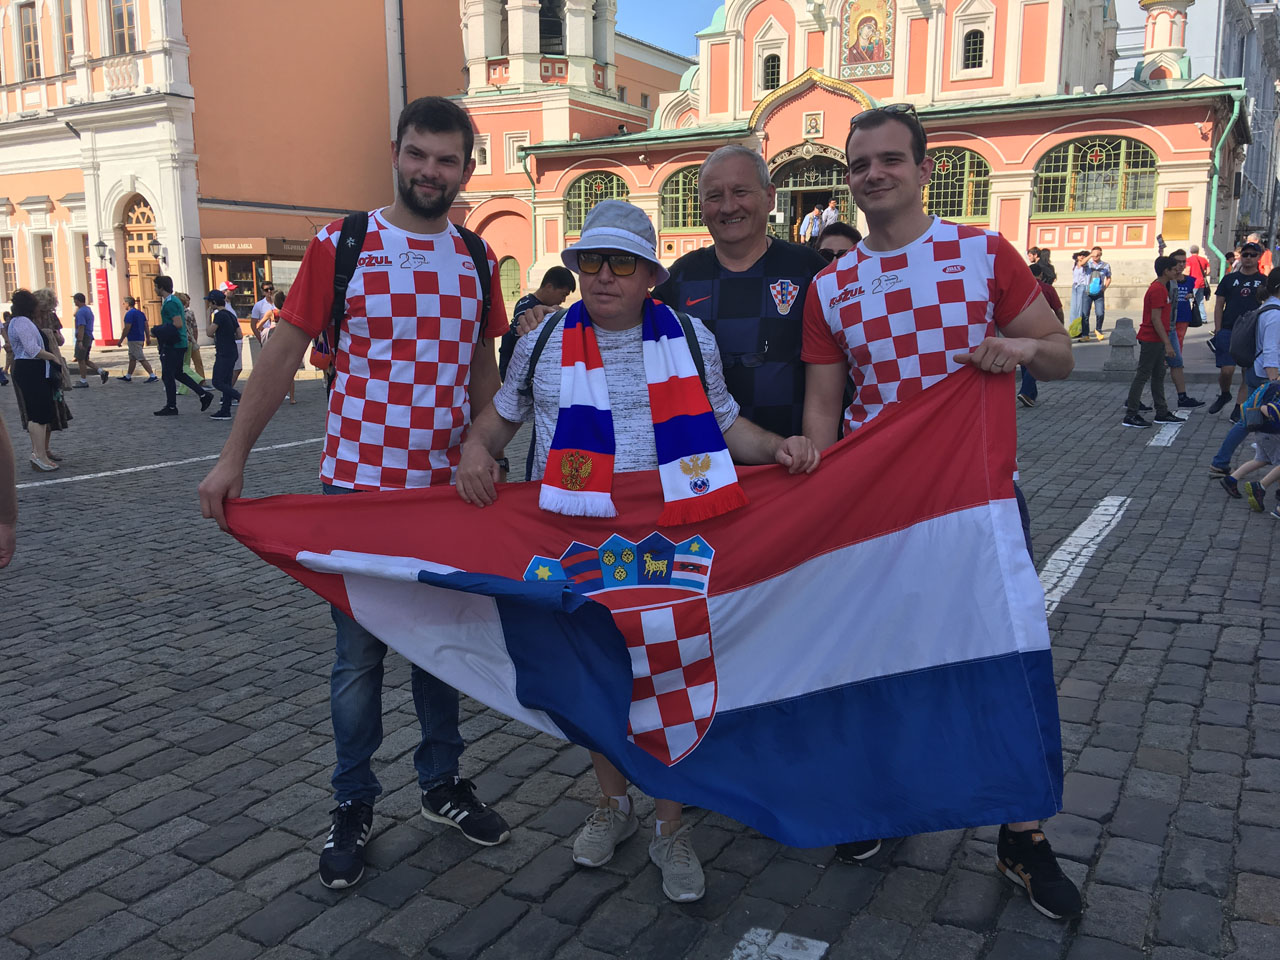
[[849, 102, 918, 133], [576, 252, 639, 277]]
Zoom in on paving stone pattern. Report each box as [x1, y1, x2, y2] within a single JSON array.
[[2, 367, 1279, 958]]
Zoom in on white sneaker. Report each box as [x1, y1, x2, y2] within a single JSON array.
[[649, 824, 704, 902], [571, 800, 637, 867]]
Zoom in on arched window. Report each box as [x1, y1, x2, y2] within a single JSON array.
[[498, 257, 522, 307], [1033, 137, 1158, 215], [565, 172, 630, 232], [961, 30, 984, 70], [762, 54, 781, 91], [476, 145, 488, 167], [660, 166, 703, 230], [924, 148, 991, 221]]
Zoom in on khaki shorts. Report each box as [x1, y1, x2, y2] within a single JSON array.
[[127, 341, 146, 362]]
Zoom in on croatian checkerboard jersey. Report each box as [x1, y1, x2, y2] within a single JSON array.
[[802, 219, 1041, 434], [282, 211, 507, 491]]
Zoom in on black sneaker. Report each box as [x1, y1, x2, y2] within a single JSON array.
[[1178, 395, 1205, 408], [153, 407, 178, 416], [996, 825, 1082, 920], [1229, 404, 1242, 423], [1016, 394, 1035, 408], [834, 838, 882, 863], [1139, 403, 1153, 412], [1122, 414, 1151, 428], [1221, 476, 1242, 498], [421, 777, 510, 846], [199, 391, 214, 412], [1208, 392, 1232, 414], [209, 412, 233, 421], [99, 369, 109, 384], [319, 800, 373, 889], [1245, 481, 1267, 512], [1153, 412, 1186, 424]]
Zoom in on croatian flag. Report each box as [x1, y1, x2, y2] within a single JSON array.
[[226, 367, 1063, 847]]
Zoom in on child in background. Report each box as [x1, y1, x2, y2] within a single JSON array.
[[1220, 431, 1280, 517]]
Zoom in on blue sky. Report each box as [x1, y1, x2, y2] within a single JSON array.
[[616, 0, 722, 57]]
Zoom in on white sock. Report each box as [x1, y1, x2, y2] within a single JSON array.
[[608, 794, 630, 815], [655, 818, 679, 837]]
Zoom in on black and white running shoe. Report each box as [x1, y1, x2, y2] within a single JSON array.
[[319, 800, 373, 889], [421, 777, 510, 846]]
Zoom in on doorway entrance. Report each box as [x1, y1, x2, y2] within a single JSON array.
[[770, 157, 853, 243], [123, 195, 161, 326]]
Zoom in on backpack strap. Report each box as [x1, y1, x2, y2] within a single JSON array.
[[455, 225, 493, 342], [326, 212, 369, 393], [519, 308, 567, 398]]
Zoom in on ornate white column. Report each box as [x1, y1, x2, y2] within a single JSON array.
[[507, 0, 544, 88]]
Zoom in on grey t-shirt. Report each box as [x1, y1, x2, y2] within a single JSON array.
[[494, 314, 740, 481]]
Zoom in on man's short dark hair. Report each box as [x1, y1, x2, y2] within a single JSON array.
[[10, 289, 36, 319], [396, 96, 475, 161], [124, 296, 136, 305], [1154, 256, 1176, 276], [1091, 245, 1103, 253], [1169, 248, 1187, 261], [818, 222, 862, 246], [846, 109, 928, 165], [1029, 262, 1045, 279], [1026, 246, 1040, 257], [73, 293, 86, 304], [154, 275, 173, 294], [541, 266, 576, 293]]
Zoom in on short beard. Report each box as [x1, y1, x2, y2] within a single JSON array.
[[396, 171, 456, 220]]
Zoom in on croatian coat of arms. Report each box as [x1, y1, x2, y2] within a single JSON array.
[[524, 533, 717, 765]]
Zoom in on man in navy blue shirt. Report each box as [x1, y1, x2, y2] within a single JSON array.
[[204, 290, 242, 420], [115, 296, 157, 382], [653, 144, 826, 439], [498, 267, 575, 380], [72, 293, 109, 387]]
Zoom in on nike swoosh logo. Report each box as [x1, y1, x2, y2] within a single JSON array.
[[686, 296, 711, 306]]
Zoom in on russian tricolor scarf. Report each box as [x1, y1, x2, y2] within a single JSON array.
[[540, 297, 748, 526]]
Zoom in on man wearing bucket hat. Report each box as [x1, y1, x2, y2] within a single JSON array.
[[458, 199, 820, 902]]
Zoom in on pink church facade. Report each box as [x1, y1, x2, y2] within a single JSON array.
[[458, 0, 1249, 308]]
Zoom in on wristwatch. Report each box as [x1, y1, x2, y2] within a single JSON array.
[[495, 457, 510, 472]]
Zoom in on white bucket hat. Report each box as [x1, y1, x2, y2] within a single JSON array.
[[561, 199, 670, 284]]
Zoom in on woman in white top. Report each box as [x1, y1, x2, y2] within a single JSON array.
[[7, 289, 66, 471]]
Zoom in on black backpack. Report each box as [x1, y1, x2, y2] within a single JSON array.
[[321, 212, 492, 393], [1228, 303, 1280, 369]]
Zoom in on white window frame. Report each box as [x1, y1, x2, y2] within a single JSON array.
[[950, 0, 995, 81], [752, 16, 788, 101], [504, 131, 530, 174], [474, 134, 491, 175], [617, 84, 627, 103]]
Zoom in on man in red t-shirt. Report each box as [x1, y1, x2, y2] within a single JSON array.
[[1124, 256, 1185, 428], [1186, 244, 1211, 315], [199, 97, 512, 889], [1016, 261, 1065, 407], [802, 105, 1081, 921]]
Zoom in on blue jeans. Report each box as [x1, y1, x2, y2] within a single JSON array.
[[322, 484, 463, 802], [1211, 369, 1265, 470], [1019, 367, 1038, 401], [1079, 294, 1105, 335], [1069, 286, 1086, 329]]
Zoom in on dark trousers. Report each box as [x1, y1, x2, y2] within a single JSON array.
[[211, 354, 241, 415], [160, 344, 205, 408], [1126, 341, 1171, 417], [1080, 294, 1105, 335]]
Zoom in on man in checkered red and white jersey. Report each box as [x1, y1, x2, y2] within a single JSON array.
[[199, 97, 512, 891], [801, 106, 1082, 921]]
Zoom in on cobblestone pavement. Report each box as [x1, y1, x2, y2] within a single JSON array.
[[2, 363, 1279, 960]]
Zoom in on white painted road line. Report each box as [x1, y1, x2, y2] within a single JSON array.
[[1039, 495, 1132, 616], [1147, 421, 1184, 447], [16, 437, 323, 490], [729, 928, 828, 960]]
